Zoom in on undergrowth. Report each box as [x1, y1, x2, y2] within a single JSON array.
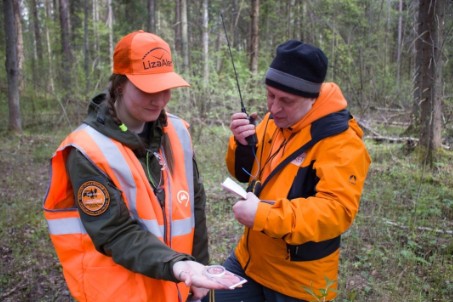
[[0, 123, 452, 301], [197, 129, 453, 302]]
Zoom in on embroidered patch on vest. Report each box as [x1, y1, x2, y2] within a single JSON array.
[[177, 190, 190, 207], [77, 181, 110, 216]]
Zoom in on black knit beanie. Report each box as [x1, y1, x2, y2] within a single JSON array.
[[265, 40, 328, 98]]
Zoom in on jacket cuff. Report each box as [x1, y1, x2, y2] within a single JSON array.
[[253, 201, 272, 231], [168, 254, 195, 282]]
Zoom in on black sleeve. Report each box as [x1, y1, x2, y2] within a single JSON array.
[[234, 143, 257, 183], [66, 148, 194, 282]]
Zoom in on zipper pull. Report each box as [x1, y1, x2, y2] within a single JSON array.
[[153, 152, 167, 171]]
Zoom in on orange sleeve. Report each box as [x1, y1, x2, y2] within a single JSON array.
[[225, 135, 238, 178], [253, 129, 371, 244]]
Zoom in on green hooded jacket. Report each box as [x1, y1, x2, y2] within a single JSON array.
[[65, 92, 209, 282]]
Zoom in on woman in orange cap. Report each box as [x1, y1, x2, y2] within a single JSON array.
[[44, 31, 231, 302]]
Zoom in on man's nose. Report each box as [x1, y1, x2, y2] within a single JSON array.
[[269, 100, 282, 113]]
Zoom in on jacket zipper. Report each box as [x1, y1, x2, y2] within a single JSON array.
[[243, 227, 251, 270]]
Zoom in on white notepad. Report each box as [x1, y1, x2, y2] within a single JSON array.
[[221, 177, 247, 199]]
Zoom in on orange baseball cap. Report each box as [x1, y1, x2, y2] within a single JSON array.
[[113, 30, 189, 93]]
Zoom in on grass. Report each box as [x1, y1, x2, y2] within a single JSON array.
[[0, 121, 452, 301], [0, 132, 72, 301]]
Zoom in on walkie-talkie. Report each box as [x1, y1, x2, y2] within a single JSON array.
[[220, 13, 258, 146]]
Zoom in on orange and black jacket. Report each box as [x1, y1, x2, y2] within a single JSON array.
[[226, 83, 371, 301], [43, 93, 208, 302]]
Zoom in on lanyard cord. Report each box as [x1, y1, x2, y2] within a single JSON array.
[[241, 115, 270, 179], [240, 113, 295, 183], [256, 130, 295, 181]]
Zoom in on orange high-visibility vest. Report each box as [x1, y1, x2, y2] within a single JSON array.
[[43, 114, 195, 302]]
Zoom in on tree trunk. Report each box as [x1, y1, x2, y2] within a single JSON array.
[[107, 0, 113, 71], [44, 0, 55, 94], [181, 0, 189, 73], [13, 0, 24, 91], [3, 0, 22, 133], [147, 0, 156, 33], [31, 0, 43, 61], [414, 0, 444, 165], [83, 0, 89, 95], [30, 0, 43, 93], [58, 0, 73, 93], [232, 0, 243, 48], [396, 0, 403, 89], [174, 0, 182, 57], [93, 0, 100, 66], [202, 0, 209, 87], [249, 0, 259, 75]]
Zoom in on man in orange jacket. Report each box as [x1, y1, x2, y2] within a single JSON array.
[[211, 40, 371, 301]]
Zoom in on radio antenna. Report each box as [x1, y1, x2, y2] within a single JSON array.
[[220, 13, 247, 114], [220, 13, 257, 146]]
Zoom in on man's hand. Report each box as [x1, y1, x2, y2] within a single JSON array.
[[232, 192, 260, 228], [230, 112, 257, 146]]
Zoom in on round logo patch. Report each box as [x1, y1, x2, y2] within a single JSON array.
[[77, 181, 110, 216], [177, 190, 190, 207]]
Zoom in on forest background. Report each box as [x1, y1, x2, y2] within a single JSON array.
[[1, 0, 452, 301]]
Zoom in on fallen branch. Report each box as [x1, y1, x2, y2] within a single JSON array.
[[383, 218, 453, 235], [373, 120, 411, 126], [366, 135, 418, 144], [358, 120, 418, 144], [371, 106, 406, 112], [358, 120, 450, 150], [357, 120, 381, 137]]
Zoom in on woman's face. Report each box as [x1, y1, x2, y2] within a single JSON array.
[[117, 80, 171, 129]]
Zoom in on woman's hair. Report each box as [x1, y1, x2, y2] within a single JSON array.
[[106, 73, 175, 173], [107, 74, 128, 126]]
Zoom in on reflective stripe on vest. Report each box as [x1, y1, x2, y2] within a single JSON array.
[[47, 217, 86, 235]]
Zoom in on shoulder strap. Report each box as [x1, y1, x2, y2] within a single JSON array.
[[254, 140, 315, 196]]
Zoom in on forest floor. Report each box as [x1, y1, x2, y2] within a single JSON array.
[[1, 118, 452, 301], [0, 133, 73, 301]]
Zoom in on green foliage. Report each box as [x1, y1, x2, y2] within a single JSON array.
[[336, 140, 453, 301], [3, 0, 451, 136], [303, 276, 338, 302], [112, 1, 152, 35]]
